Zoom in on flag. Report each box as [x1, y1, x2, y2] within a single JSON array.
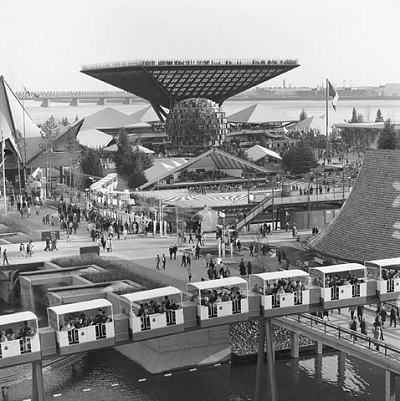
[[23, 86, 39, 100], [327, 80, 339, 112]]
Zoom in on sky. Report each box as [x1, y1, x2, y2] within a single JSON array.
[[1, 0, 399, 92]]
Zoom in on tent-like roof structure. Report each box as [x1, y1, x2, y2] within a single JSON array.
[[27, 119, 84, 168], [129, 106, 165, 123], [245, 145, 282, 162], [77, 128, 113, 148], [140, 148, 274, 190], [308, 149, 400, 263], [103, 143, 154, 154], [143, 158, 188, 183], [0, 76, 43, 160], [286, 116, 324, 132], [81, 107, 131, 130], [227, 103, 298, 124]]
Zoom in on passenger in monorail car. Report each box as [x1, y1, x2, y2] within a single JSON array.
[[0, 319, 37, 357], [312, 272, 364, 288], [195, 286, 246, 317]]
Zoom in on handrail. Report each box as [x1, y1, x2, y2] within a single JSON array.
[[236, 191, 351, 231], [284, 313, 400, 360], [81, 58, 300, 71]]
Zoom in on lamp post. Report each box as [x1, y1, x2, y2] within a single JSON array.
[[307, 172, 313, 230], [160, 203, 167, 236]]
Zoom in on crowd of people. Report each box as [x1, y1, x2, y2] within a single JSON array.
[[0, 321, 34, 344], [252, 278, 306, 306], [312, 272, 365, 289], [134, 298, 180, 316], [59, 309, 111, 332]]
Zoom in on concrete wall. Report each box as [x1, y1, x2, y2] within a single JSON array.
[[115, 324, 230, 373]]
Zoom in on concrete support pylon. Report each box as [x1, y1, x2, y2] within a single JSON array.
[[385, 370, 396, 401], [265, 318, 278, 401], [32, 360, 45, 401], [254, 315, 265, 401], [290, 331, 299, 359]]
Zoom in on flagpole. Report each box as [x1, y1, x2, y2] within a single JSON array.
[[325, 78, 329, 161], [22, 85, 27, 190], [2, 130, 7, 217]]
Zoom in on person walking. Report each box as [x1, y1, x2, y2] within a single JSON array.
[[373, 325, 381, 350], [357, 305, 364, 322], [390, 305, 397, 328], [181, 254, 187, 267], [155, 255, 160, 270], [187, 264, 192, 282], [239, 258, 246, 279], [349, 317, 358, 341], [360, 317, 367, 335], [19, 243, 25, 257], [3, 248, 9, 265], [162, 254, 167, 269], [249, 243, 254, 257], [380, 304, 387, 327], [246, 261, 252, 278], [349, 305, 356, 321], [186, 254, 191, 269]]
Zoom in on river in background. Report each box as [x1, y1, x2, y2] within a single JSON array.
[[26, 98, 400, 126]]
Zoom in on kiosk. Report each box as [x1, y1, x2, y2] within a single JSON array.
[[47, 299, 115, 355], [251, 269, 310, 317], [120, 286, 184, 340], [187, 277, 249, 327]]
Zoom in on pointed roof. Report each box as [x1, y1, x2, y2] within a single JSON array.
[[286, 116, 315, 132], [245, 145, 282, 162], [27, 119, 84, 168], [81, 107, 131, 130], [77, 128, 113, 148], [140, 148, 273, 190], [103, 143, 154, 154], [308, 149, 400, 263], [227, 103, 298, 124], [128, 106, 164, 123], [0, 76, 43, 159]]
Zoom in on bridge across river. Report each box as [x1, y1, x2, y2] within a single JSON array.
[[15, 90, 141, 107]]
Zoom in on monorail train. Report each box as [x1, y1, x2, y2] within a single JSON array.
[[1, 259, 400, 366]]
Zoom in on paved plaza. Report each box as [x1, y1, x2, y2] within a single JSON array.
[[0, 200, 309, 287]]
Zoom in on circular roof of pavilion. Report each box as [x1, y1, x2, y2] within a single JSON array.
[[81, 58, 300, 111], [308, 149, 400, 263]]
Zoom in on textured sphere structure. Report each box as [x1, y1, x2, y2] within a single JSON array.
[[166, 98, 227, 154]]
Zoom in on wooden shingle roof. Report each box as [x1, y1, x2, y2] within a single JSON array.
[[308, 149, 400, 263]]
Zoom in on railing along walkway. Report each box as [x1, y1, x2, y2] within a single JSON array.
[[275, 312, 400, 369], [237, 190, 351, 231]]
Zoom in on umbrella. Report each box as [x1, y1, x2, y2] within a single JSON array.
[[190, 213, 205, 222]]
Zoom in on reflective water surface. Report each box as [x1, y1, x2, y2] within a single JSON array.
[[6, 347, 399, 401]]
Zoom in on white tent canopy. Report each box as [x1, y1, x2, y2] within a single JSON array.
[[77, 128, 113, 148], [245, 145, 282, 162]]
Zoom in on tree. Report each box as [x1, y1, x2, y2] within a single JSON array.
[[281, 141, 318, 175], [114, 129, 133, 174], [40, 116, 60, 194], [113, 130, 154, 188], [80, 148, 103, 177], [299, 109, 308, 121], [377, 119, 398, 150], [350, 108, 359, 123], [60, 116, 69, 126], [375, 109, 384, 122]]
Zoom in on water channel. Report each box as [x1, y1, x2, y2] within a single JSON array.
[[3, 346, 399, 400]]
